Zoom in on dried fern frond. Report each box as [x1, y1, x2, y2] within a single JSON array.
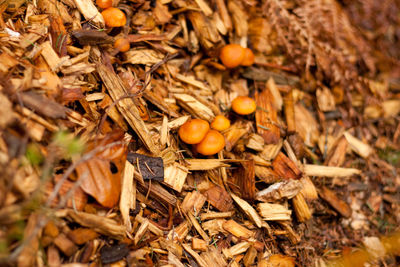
[[262, 0, 376, 89]]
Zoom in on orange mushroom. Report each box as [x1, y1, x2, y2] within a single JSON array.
[[178, 119, 210, 144], [241, 48, 255, 66], [195, 130, 225, 156], [211, 115, 231, 131], [231, 96, 257, 115], [219, 44, 245, 69], [101, 7, 126, 28], [114, 38, 130, 52], [96, 0, 112, 9]]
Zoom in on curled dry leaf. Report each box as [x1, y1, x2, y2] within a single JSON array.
[[76, 130, 127, 208]]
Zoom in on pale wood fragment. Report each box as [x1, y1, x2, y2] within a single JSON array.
[[168, 252, 185, 267], [258, 203, 292, 221], [20, 25, 48, 48], [0, 52, 18, 74], [96, 63, 159, 154], [294, 103, 319, 146], [138, 181, 177, 206], [144, 90, 180, 118], [192, 237, 208, 252], [222, 241, 251, 259], [16, 113, 45, 141], [280, 221, 301, 244], [163, 162, 189, 192], [383, 99, 400, 117], [160, 115, 168, 147], [134, 219, 149, 245], [185, 159, 231, 170], [316, 87, 336, 112], [182, 243, 208, 267], [246, 133, 265, 152], [343, 131, 373, 158], [299, 177, 318, 200], [181, 190, 207, 215], [243, 246, 257, 267], [202, 219, 228, 236], [98, 94, 129, 131], [292, 193, 312, 222], [231, 193, 263, 228], [201, 246, 227, 267], [267, 78, 283, 110], [303, 164, 361, 177], [200, 211, 235, 221], [224, 120, 252, 151], [259, 139, 283, 161], [222, 219, 254, 239], [168, 221, 190, 241], [187, 11, 222, 52], [175, 73, 210, 91], [154, 0, 172, 24], [325, 136, 348, 167], [47, 246, 61, 267], [174, 93, 214, 121], [136, 215, 164, 236], [213, 12, 228, 35], [215, 0, 232, 31], [254, 165, 280, 184], [227, 1, 248, 37], [124, 49, 165, 65], [85, 92, 105, 102], [41, 41, 62, 71], [74, 0, 104, 26], [188, 212, 209, 242], [256, 180, 302, 202], [66, 210, 125, 239], [120, 160, 135, 232], [194, 0, 212, 16], [37, 0, 73, 23]]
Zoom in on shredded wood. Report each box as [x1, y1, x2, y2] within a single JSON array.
[[1, 0, 399, 266]]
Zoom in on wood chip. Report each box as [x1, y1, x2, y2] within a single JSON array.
[[319, 186, 352, 218]]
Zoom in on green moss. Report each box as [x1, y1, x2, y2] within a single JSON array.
[[378, 148, 400, 167]]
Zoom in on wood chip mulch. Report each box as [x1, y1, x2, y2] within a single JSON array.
[[0, 0, 399, 266]]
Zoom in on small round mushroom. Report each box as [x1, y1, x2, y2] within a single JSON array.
[[231, 96, 257, 115], [195, 130, 225, 156], [241, 48, 255, 66], [211, 115, 231, 131], [101, 7, 127, 28], [96, 0, 112, 9], [114, 38, 130, 52], [219, 44, 245, 69], [178, 119, 210, 144]]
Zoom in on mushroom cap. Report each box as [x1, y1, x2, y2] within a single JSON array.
[[231, 96, 257, 115], [241, 48, 255, 66], [101, 8, 127, 28], [211, 115, 231, 131], [178, 119, 210, 144], [195, 130, 225, 156], [219, 44, 245, 69]]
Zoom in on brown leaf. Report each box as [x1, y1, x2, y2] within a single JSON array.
[[77, 131, 127, 208]]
